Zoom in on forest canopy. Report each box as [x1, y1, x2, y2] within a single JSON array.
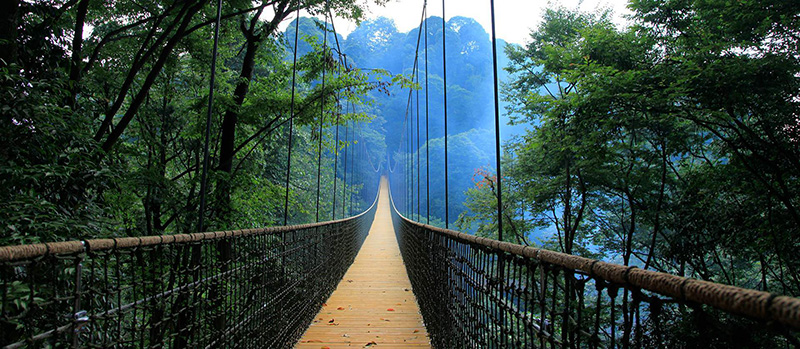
[[457, 1, 800, 303], [1, 0, 798, 304], [0, 0, 394, 245]]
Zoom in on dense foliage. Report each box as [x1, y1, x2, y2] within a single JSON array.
[[0, 0, 524, 244], [459, 1, 800, 302], [3, 0, 797, 298], [1, 0, 798, 345], [0, 0, 393, 245]]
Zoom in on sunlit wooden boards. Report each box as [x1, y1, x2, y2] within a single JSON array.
[[297, 178, 431, 349]]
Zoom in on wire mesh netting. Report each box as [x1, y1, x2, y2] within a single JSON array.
[[389, 191, 800, 348], [0, 195, 378, 348]]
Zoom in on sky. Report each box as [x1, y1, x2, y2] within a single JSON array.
[[282, 0, 633, 45]]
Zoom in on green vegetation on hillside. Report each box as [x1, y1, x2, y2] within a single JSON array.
[[460, 2, 800, 305], [0, 0, 391, 245]]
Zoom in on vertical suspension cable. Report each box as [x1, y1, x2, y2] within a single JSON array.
[[315, 10, 329, 223], [406, 106, 410, 215], [355, 112, 360, 210], [349, 106, 356, 214], [416, 59, 420, 220], [412, 44, 418, 219], [362, 133, 366, 202], [326, 1, 348, 221], [409, 105, 413, 215], [408, 101, 412, 215], [342, 120, 349, 216], [424, 6, 430, 224], [409, 98, 413, 216], [411, 63, 417, 218], [354, 125, 359, 210], [283, 7, 302, 226], [442, 0, 449, 228], [342, 55, 353, 217], [197, 0, 223, 233], [488, 1, 508, 337], [397, 91, 411, 215], [350, 117, 356, 214], [406, 1, 426, 219], [332, 94, 341, 220], [410, 97, 413, 216], [489, 0, 504, 241]]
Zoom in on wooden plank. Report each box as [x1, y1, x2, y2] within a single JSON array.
[[296, 178, 430, 348]]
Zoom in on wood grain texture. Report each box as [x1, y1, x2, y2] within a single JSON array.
[[297, 178, 430, 348]]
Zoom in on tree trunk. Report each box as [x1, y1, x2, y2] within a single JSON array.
[[219, 38, 257, 169], [214, 6, 284, 221], [67, 0, 90, 108], [99, 0, 204, 151]]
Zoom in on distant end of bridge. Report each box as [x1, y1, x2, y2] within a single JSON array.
[[298, 177, 430, 347]]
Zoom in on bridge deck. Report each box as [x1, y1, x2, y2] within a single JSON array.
[[297, 178, 430, 348]]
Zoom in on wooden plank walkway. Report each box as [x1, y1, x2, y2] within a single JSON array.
[[297, 177, 430, 349]]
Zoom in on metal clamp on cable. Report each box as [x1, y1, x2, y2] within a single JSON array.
[[72, 310, 89, 333]]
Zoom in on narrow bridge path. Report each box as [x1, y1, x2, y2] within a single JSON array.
[[297, 178, 430, 348]]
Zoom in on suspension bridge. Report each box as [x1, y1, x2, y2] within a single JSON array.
[[2, 0, 800, 348], [3, 173, 800, 348]]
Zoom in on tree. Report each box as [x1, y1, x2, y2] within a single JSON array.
[[0, 0, 394, 244]]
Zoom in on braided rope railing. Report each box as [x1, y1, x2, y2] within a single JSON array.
[[0, 190, 378, 349], [389, 190, 800, 348]]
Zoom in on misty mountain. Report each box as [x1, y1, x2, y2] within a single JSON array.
[[285, 15, 524, 228]]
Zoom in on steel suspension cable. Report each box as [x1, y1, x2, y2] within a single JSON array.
[[349, 114, 356, 215], [342, 120, 349, 217], [354, 123, 358, 215], [489, 1, 507, 339], [424, 6, 430, 224], [416, 58, 420, 219], [389, 91, 412, 176], [489, 0, 504, 240], [411, 64, 416, 218], [407, 95, 413, 216], [408, 91, 411, 215], [364, 133, 381, 173], [341, 57, 355, 217], [388, 144, 397, 173], [363, 133, 381, 172], [405, 1, 427, 219], [283, 7, 301, 226], [332, 94, 341, 220], [355, 125, 359, 211], [399, 88, 413, 213], [391, 73, 415, 201], [353, 107, 362, 210], [441, 0, 449, 228], [393, 89, 413, 177], [325, 0, 348, 221], [197, 0, 223, 233], [197, 6, 224, 339], [405, 98, 410, 214], [315, 10, 330, 223], [406, 105, 409, 215]]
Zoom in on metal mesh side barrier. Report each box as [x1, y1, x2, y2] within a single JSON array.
[[0, 194, 378, 348], [389, 191, 800, 348]]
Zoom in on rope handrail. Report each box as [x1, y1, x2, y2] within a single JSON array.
[[388, 182, 800, 347], [0, 185, 380, 348], [400, 215, 800, 329]]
